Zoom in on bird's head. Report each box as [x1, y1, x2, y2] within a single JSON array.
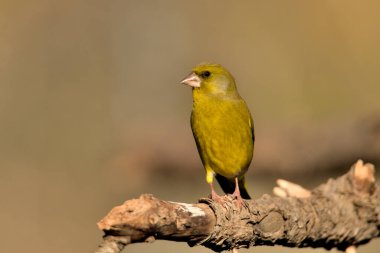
[[181, 63, 238, 95]]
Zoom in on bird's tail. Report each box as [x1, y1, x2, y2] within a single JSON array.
[[215, 174, 251, 199]]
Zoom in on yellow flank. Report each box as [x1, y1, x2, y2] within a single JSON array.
[[185, 63, 254, 199]]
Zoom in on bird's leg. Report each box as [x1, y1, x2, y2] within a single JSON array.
[[209, 182, 224, 203], [206, 169, 223, 202], [232, 177, 244, 208]]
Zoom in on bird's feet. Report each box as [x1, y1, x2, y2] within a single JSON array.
[[208, 183, 227, 205], [232, 189, 244, 208], [210, 188, 226, 205], [232, 177, 244, 208]]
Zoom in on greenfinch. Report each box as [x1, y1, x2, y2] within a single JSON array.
[[181, 63, 254, 202]]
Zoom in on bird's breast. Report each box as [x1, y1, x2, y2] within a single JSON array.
[[191, 97, 253, 179]]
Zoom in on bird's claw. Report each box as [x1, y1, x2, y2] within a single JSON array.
[[231, 177, 245, 208], [210, 191, 225, 204], [232, 192, 244, 208]]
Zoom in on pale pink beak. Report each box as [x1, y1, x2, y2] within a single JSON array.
[[180, 72, 201, 88]]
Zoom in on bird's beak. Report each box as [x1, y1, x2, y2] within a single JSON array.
[[180, 72, 201, 88]]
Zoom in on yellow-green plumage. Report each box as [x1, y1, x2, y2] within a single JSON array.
[[182, 63, 254, 199]]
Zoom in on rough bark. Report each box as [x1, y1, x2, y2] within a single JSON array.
[[95, 160, 380, 252]]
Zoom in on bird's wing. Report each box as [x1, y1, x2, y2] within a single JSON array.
[[249, 112, 255, 143]]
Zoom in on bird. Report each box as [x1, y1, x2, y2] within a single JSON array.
[[181, 63, 254, 204]]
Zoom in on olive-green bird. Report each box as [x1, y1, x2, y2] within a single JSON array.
[[181, 63, 254, 202]]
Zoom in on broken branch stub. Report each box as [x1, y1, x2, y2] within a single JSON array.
[[97, 194, 215, 244]]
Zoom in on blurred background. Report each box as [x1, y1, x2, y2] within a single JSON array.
[[1, 1, 379, 252]]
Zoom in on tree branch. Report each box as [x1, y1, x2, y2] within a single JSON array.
[[95, 160, 380, 252]]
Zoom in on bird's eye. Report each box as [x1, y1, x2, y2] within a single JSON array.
[[201, 71, 211, 78]]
